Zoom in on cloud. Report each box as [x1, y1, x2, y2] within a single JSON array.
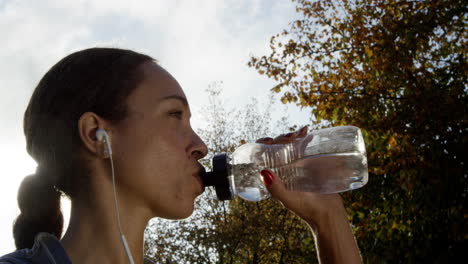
[[0, 0, 302, 130]]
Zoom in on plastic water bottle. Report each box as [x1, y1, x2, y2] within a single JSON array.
[[201, 126, 368, 201]]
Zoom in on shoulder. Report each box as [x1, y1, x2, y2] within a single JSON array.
[[0, 249, 33, 264], [0, 233, 71, 264]]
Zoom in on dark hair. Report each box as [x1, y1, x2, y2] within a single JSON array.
[[13, 47, 154, 249]]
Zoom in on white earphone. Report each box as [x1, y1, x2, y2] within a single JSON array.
[[96, 129, 112, 156], [95, 129, 134, 264]]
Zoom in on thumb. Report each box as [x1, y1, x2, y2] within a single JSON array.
[[260, 169, 294, 206], [260, 169, 317, 224]]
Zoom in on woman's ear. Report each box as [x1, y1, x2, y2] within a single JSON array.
[[78, 112, 111, 158]]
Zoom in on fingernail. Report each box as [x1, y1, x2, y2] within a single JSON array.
[[295, 126, 308, 137], [260, 170, 274, 186], [285, 133, 294, 138]]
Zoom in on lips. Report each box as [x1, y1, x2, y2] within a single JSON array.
[[192, 169, 205, 194]]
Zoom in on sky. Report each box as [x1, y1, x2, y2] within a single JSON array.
[[0, 0, 310, 254]]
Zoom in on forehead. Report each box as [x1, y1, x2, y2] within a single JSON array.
[[125, 62, 187, 112]]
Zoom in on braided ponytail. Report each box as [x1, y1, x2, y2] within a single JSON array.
[[13, 172, 63, 249]]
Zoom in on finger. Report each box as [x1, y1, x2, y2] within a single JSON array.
[[273, 126, 308, 145], [256, 137, 274, 144], [295, 126, 308, 138], [260, 169, 296, 207], [260, 169, 317, 221], [272, 132, 297, 144]]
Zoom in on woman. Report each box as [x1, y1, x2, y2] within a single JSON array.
[[0, 48, 361, 263]]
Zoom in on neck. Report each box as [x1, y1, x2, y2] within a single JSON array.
[[61, 182, 152, 264]]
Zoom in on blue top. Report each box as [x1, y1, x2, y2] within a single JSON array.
[[0, 233, 71, 264], [0, 233, 155, 264]]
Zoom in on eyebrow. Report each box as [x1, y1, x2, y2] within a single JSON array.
[[159, 95, 189, 107]]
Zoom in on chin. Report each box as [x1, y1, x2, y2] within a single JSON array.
[[156, 203, 195, 220], [178, 203, 196, 219], [167, 209, 194, 220]]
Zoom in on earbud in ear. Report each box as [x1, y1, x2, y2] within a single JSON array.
[[96, 129, 107, 142], [96, 129, 112, 157]]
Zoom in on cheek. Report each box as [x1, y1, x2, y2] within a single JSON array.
[[113, 125, 196, 217], [134, 138, 191, 192], [144, 162, 196, 219], [112, 129, 169, 190]]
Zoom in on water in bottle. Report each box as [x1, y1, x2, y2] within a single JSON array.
[[202, 126, 368, 202]]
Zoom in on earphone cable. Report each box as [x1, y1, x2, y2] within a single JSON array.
[[109, 150, 135, 264]]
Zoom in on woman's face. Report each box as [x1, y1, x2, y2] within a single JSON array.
[[110, 62, 208, 219]]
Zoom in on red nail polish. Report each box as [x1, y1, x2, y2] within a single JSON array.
[[285, 133, 294, 138], [260, 170, 274, 186]]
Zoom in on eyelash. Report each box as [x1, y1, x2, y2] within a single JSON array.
[[169, 111, 183, 119]]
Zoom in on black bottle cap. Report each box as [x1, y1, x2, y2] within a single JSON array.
[[200, 153, 233, 200]]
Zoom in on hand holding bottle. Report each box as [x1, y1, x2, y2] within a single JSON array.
[[257, 127, 362, 264], [256, 126, 344, 225]]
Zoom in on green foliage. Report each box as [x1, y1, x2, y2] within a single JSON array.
[[214, 198, 316, 264], [249, 0, 467, 262]]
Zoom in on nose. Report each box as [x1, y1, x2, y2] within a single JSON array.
[[189, 130, 208, 160]]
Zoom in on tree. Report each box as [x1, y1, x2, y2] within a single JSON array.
[[249, 0, 467, 262], [144, 83, 316, 263]]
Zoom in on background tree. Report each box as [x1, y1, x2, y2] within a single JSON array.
[[249, 0, 467, 262], [145, 83, 318, 263]]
